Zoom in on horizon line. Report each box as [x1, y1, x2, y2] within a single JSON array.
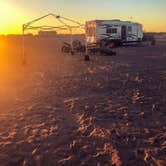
[[1, 31, 166, 36]]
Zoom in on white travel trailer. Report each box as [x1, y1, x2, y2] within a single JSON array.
[[85, 20, 143, 47]]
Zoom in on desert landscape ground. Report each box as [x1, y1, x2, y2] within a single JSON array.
[[0, 34, 166, 166]]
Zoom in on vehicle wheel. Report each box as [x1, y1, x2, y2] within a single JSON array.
[[109, 41, 115, 48], [72, 40, 82, 48], [61, 46, 66, 53], [61, 46, 71, 53], [71, 50, 74, 55]]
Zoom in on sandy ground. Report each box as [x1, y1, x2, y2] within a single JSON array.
[[0, 36, 166, 166]]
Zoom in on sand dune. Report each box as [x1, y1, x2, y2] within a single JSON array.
[[0, 36, 166, 166]]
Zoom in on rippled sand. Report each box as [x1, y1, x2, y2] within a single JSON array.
[[0, 37, 166, 166]]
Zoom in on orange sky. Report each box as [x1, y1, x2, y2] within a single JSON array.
[[0, 0, 166, 34]]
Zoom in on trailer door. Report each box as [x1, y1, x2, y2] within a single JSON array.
[[121, 26, 127, 41]]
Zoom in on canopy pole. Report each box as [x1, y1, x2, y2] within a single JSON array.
[[22, 25, 26, 65], [70, 28, 74, 54]]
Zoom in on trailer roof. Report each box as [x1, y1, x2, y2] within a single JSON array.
[[86, 20, 141, 25]]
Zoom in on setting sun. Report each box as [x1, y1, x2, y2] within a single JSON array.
[[0, 0, 166, 34], [0, 1, 25, 34], [0, 1, 14, 25]]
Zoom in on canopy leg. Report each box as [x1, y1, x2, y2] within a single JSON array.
[[22, 26, 26, 65]]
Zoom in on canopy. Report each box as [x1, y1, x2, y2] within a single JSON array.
[[22, 13, 85, 64]]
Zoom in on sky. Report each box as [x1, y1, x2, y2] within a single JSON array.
[[0, 0, 166, 34]]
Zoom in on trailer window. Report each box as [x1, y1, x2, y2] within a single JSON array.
[[128, 26, 132, 32], [106, 28, 117, 34]]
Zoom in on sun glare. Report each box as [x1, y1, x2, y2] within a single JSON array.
[[0, 1, 12, 24], [0, 1, 25, 34], [0, 38, 5, 70]]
